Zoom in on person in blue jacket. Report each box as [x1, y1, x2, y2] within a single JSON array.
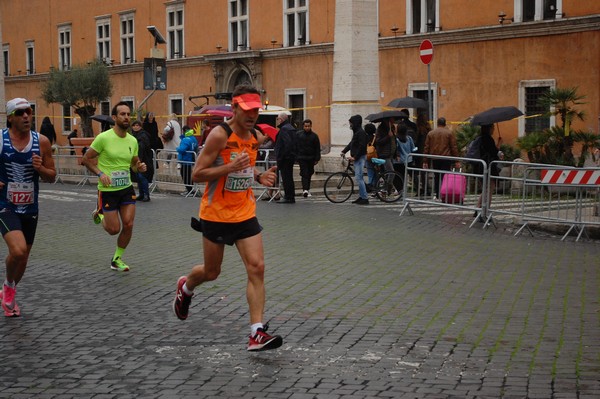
[[177, 128, 199, 196]]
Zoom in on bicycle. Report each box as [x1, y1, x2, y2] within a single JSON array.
[[323, 155, 404, 203]]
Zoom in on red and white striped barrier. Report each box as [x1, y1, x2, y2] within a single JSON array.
[[541, 169, 600, 185]]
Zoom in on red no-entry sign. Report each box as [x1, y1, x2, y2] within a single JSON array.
[[419, 40, 434, 65]]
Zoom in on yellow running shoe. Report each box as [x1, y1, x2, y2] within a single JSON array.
[[110, 257, 130, 272]]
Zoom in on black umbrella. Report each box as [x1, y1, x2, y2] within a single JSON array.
[[470, 106, 523, 126], [366, 110, 408, 123], [91, 114, 115, 126], [387, 96, 428, 109]]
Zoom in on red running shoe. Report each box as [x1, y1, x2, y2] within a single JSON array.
[[173, 276, 192, 320], [247, 324, 283, 351]]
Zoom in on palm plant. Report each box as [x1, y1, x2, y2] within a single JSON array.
[[537, 87, 586, 163], [454, 123, 480, 156], [573, 131, 600, 167]]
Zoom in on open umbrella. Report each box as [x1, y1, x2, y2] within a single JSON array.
[[256, 123, 278, 141], [387, 96, 428, 109], [90, 114, 115, 126], [366, 110, 408, 123], [470, 106, 523, 126]]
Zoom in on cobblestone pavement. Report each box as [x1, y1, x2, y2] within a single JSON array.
[[0, 183, 598, 398]]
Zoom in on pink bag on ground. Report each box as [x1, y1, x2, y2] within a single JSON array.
[[440, 173, 466, 204]]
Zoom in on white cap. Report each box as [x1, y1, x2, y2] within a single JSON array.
[[6, 98, 31, 115]]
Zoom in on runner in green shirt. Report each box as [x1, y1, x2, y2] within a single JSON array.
[[82, 102, 147, 272]]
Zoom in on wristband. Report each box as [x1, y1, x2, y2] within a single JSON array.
[[97, 172, 104, 177]]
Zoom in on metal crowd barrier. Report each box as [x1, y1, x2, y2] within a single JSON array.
[[153, 149, 201, 196], [53, 146, 202, 196], [400, 153, 600, 240], [253, 148, 281, 201], [513, 166, 600, 241], [400, 153, 488, 228], [483, 159, 552, 228], [54, 145, 94, 186]]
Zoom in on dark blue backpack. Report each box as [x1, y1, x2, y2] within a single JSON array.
[[466, 136, 481, 159]]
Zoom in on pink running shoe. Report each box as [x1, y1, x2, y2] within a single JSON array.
[[173, 276, 193, 320], [1, 285, 19, 317]]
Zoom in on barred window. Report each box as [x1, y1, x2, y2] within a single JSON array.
[[525, 86, 550, 134]]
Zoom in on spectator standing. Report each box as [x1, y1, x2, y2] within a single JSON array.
[[0, 98, 56, 317], [274, 113, 297, 203], [130, 120, 154, 202], [81, 101, 147, 272], [67, 129, 78, 155], [423, 117, 460, 198], [162, 113, 181, 165], [398, 109, 418, 144], [341, 114, 369, 205], [172, 84, 283, 351], [295, 119, 321, 198], [177, 128, 199, 196], [143, 112, 163, 152], [364, 123, 377, 192], [475, 124, 504, 217], [395, 124, 416, 178], [39, 116, 57, 145], [375, 118, 395, 174], [413, 112, 431, 196]]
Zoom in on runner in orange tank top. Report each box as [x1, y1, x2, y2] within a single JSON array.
[[199, 124, 260, 223], [172, 84, 283, 351]]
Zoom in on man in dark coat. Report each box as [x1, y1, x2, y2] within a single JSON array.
[[295, 119, 321, 197], [274, 113, 297, 203], [131, 120, 155, 201], [341, 114, 369, 205]]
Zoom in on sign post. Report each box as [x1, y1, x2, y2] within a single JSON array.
[[419, 40, 434, 123]]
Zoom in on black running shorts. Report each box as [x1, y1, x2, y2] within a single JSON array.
[[200, 217, 262, 246], [97, 186, 137, 212], [0, 208, 38, 245]]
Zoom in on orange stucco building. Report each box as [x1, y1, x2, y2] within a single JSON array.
[[1, 0, 598, 151]]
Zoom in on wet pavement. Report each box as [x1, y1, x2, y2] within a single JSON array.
[[0, 182, 598, 398]]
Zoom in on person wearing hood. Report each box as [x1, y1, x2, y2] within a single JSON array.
[[143, 112, 162, 152], [177, 128, 199, 196], [39, 116, 57, 146], [341, 115, 369, 205]]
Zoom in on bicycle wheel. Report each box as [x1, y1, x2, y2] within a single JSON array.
[[324, 172, 354, 203], [374, 171, 403, 203]]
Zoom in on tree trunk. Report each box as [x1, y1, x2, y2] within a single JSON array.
[[563, 135, 574, 164], [75, 105, 96, 138]]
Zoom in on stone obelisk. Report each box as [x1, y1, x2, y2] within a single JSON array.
[[329, 0, 380, 154]]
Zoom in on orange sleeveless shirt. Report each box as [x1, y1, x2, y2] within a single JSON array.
[[199, 129, 259, 223]]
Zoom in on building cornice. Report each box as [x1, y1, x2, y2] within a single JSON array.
[[379, 15, 600, 49]]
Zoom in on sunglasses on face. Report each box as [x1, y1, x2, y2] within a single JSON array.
[[12, 108, 33, 117]]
